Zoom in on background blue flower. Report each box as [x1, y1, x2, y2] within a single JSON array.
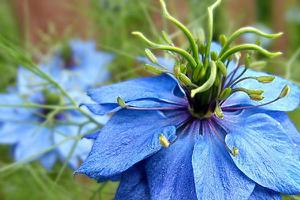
[[0, 39, 113, 169]]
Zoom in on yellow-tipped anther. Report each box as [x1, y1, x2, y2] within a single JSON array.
[[117, 97, 127, 108], [178, 73, 193, 87], [256, 76, 275, 83], [232, 147, 239, 157], [247, 89, 264, 95], [279, 85, 290, 98], [249, 94, 264, 101], [219, 34, 227, 46], [159, 134, 170, 148], [216, 61, 227, 76], [145, 64, 166, 75], [218, 87, 232, 100], [214, 104, 224, 119], [211, 51, 218, 61], [145, 49, 158, 64]]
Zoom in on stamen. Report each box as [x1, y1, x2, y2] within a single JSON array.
[[145, 48, 158, 64], [216, 60, 227, 76], [159, 134, 170, 148], [222, 85, 290, 111], [116, 96, 184, 111], [145, 64, 167, 75], [232, 147, 239, 157], [218, 87, 232, 100], [214, 103, 224, 119], [230, 75, 275, 88], [207, 120, 236, 156]]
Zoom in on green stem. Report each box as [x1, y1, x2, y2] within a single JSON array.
[[160, 0, 200, 64], [220, 26, 283, 56], [191, 61, 217, 97], [219, 44, 282, 62], [205, 0, 222, 67], [132, 31, 197, 68]]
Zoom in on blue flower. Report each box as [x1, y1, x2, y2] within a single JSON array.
[[76, 41, 300, 199], [0, 39, 113, 169]]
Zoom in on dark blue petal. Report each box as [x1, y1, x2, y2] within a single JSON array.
[[223, 112, 300, 194], [248, 185, 282, 200], [76, 109, 182, 179], [87, 74, 184, 105], [145, 121, 199, 200], [192, 122, 255, 200], [115, 164, 150, 200], [224, 68, 300, 111]]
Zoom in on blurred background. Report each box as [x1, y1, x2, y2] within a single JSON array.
[[0, 0, 299, 199]]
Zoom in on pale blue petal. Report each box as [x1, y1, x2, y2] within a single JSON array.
[[192, 123, 255, 200], [115, 164, 150, 200], [76, 109, 179, 179], [0, 93, 33, 121], [0, 123, 35, 144], [17, 66, 47, 95], [266, 111, 300, 148], [223, 112, 300, 194], [14, 127, 55, 167], [145, 121, 199, 200], [248, 185, 281, 200], [40, 152, 58, 170]]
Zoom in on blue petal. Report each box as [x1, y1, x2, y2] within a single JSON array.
[[87, 74, 184, 105], [266, 111, 300, 148], [54, 125, 92, 169], [248, 185, 281, 200], [224, 68, 300, 111], [17, 66, 47, 95], [40, 152, 58, 170], [223, 112, 300, 194], [76, 109, 180, 179], [115, 164, 150, 200], [14, 127, 55, 167], [0, 123, 35, 144], [0, 93, 33, 121], [145, 121, 199, 200], [192, 122, 255, 200]]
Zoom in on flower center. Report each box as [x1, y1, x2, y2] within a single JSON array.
[[38, 90, 65, 122], [60, 43, 77, 69], [132, 0, 287, 119]]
